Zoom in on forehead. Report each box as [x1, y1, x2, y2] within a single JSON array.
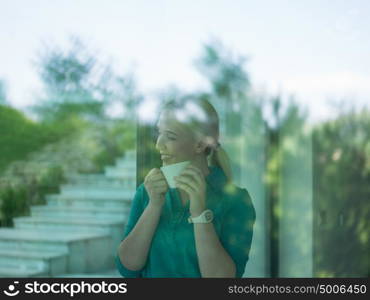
[[156, 112, 191, 136], [157, 113, 204, 143]]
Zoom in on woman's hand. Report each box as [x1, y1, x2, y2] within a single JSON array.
[[174, 164, 207, 216], [144, 168, 169, 208]]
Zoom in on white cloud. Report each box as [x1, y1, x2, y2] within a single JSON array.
[[282, 71, 370, 96], [252, 71, 370, 125], [278, 71, 370, 124], [137, 98, 161, 125]]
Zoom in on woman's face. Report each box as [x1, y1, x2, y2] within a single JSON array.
[[155, 112, 201, 166]]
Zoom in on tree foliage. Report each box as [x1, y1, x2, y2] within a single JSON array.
[[0, 104, 82, 173], [313, 109, 370, 276], [32, 37, 106, 122]]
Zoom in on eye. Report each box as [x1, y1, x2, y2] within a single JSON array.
[[155, 130, 176, 141]]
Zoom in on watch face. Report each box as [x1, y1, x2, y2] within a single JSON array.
[[205, 211, 213, 221]]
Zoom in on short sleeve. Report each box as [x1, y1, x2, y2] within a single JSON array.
[[115, 184, 147, 278], [220, 188, 256, 278]]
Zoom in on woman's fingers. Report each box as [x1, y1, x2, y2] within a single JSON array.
[[145, 168, 168, 189], [152, 186, 168, 193], [176, 167, 204, 189], [184, 166, 203, 180], [149, 173, 166, 181], [149, 181, 168, 187], [145, 168, 166, 182], [174, 173, 199, 189], [145, 168, 160, 178], [174, 179, 196, 195], [148, 175, 168, 185]]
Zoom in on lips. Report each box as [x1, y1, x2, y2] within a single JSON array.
[[160, 154, 172, 160]]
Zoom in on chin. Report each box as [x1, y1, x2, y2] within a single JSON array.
[[162, 158, 179, 166], [162, 160, 174, 166]]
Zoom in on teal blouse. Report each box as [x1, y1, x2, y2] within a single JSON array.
[[115, 165, 256, 278]]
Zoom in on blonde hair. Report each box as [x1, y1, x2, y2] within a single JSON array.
[[160, 95, 233, 184]]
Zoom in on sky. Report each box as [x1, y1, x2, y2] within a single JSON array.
[[1, 0, 370, 124]]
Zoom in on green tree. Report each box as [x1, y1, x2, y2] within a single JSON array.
[[32, 36, 143, 123], [195, 39, 251, 136], [0, 105, 79, 173], [102, 71, 143, 121], [32, 37, 106, 122], [312, 109, 370, 277]]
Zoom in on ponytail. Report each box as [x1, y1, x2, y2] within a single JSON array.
[[208, 143, 233, 184]]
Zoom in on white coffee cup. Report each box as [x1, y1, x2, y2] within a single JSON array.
[[160, 160, 191, 188]]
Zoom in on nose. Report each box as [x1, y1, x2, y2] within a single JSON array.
[[155, 134, 165, 152]]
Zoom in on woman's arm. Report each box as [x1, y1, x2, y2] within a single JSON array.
[[118, 168, 169, 272], [174, 165, 237, 277], [192, 218, 236, 278], [193, 189, 256, 278], [117, 203, 163, 271]]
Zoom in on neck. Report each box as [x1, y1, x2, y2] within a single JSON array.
[[190, 155, 210, 178]]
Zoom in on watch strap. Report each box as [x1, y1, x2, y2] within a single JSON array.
[[188, 209, 214, 224]]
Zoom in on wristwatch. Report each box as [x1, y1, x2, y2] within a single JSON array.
[[188, 209, 214, 224]]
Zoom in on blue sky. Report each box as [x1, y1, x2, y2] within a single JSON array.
[[1, 0, 369, 124]]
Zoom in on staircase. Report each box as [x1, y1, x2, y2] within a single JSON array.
[[0, 150, 137, 277]]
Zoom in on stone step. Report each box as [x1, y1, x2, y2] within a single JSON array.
[[61, 184, 135, 192], [0, 249, 68, 277], [115, 155, 136, 165], [122, 150, 136, 161], [59, 188, 136, 200], [0, 150, 137, 278], [110, 160, 136, 169], [66, 173, 110, 181], [56, 268, 121, 278], [0, 266, 48, 277], [115, 158, 136, 169], [14, 216, 125, 234], [13, 216, 126, 255], [30, 205, 130, 219], [104, 167, 136, 179], [69, 181, 136, 189], [0, 228, 112, 274], [66, 174, 136, 188], [46, 194, 132, 209]]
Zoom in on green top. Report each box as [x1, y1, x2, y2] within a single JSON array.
[[115, 165, 256, 278]]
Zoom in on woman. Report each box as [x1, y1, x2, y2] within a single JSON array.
[[115, 96, 256, 277]]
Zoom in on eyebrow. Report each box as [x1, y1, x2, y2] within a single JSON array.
[[155, 125, 178, 136]]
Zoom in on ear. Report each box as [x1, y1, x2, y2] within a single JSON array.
[[194, 139, 208, 154]]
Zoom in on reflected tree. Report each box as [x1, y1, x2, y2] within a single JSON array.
[[195, 39, 250, 136], [312, 108, 370, 277], [32, 37, 108, 122]]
